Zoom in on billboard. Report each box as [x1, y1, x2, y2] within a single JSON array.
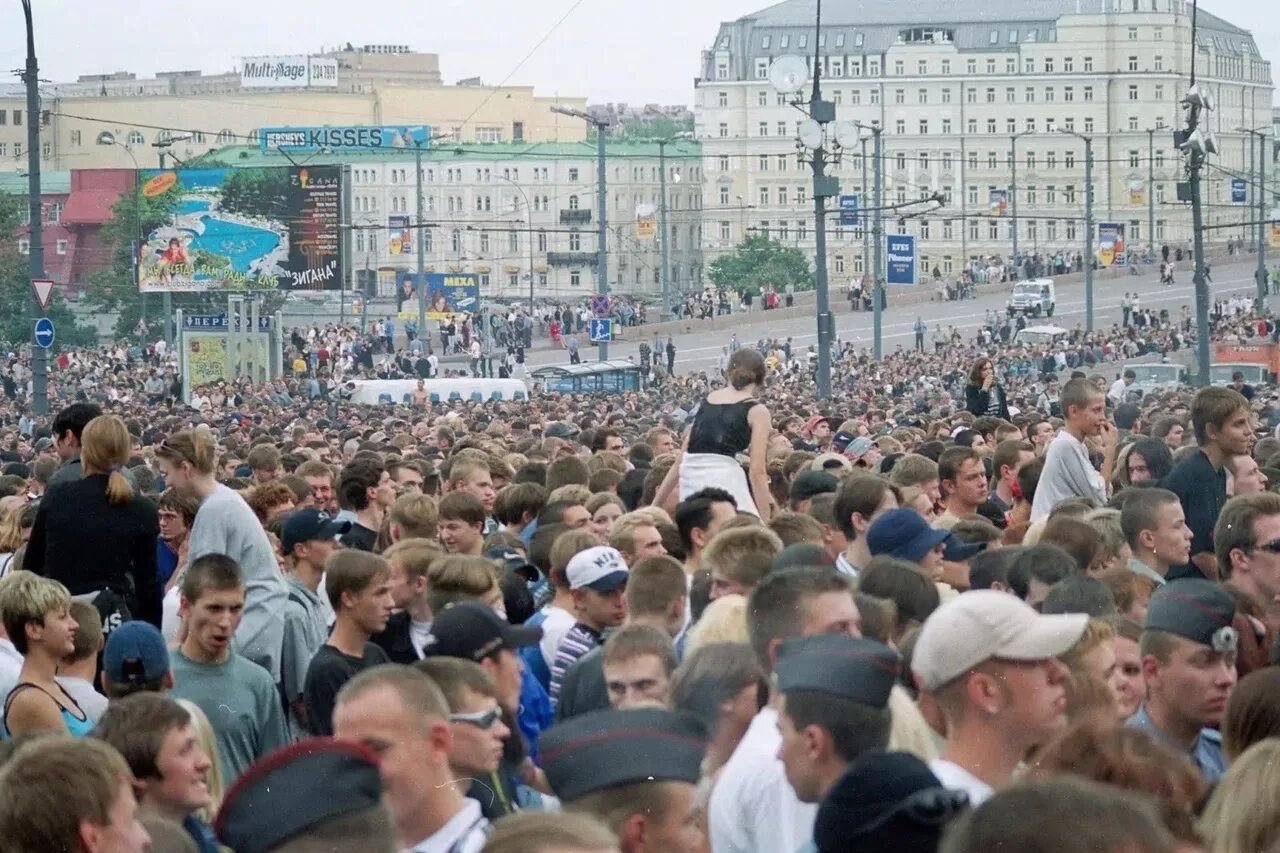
[[240, 55, 338, 89], [1097, 222, 1126, 267], [396, 272, 480, 319], [635, 204, 656, 241], [1128, 180, 1145, 206], [260, 125, 430, 154], [137, 166, 342, 293], [1271, 209, 1280, 249], [1231, 178, 1248, 204], [388, 215, 412, 255], [885, 235, 917, 285], [838, 195, 860, 226], [988, 188, 1008, 217]]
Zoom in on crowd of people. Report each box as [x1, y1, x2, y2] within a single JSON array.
[[1, 282, 1280, 853]]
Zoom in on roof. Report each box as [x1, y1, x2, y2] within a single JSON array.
[[191, 139, 701, 169], [530, 360, 641, 377], [0, 171, 71, 196], [62, 188, 123, 224], [740, 0, 1091, 27]]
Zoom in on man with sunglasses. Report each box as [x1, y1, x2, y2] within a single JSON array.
[[417, 657, 511, 801], [1214, 492, 1280, 676]]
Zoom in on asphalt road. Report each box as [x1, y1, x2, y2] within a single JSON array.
[[518, 260, 1270, 374]]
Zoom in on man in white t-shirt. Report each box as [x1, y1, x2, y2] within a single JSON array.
[[912, 590, 1086, 806], [1030, 377, 1117, 521], [708, 567, 862, 853]]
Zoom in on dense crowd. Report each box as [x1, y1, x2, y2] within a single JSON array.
[[1, 287, 1280, 853]]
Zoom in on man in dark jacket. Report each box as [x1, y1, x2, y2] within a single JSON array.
[[47, 401, 101, 488]]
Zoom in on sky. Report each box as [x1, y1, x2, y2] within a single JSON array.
[[6, 0, 1279, 106]]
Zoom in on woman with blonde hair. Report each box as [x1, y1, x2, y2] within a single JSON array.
[[25, 415, 161, 627], [1199, 738, 1280, 853], [175, 698, 225, 823], [0, 504, 36, 576], [686, 593, 749, 654]]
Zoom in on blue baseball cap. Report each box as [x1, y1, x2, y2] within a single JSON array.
[[103, 621, 170, 686], [282, 509, 352, 555], [866, 509, 951, 563]]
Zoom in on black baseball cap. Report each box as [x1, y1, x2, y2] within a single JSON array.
[[281, 509, 352, 555], [421, 601, 542, 662]]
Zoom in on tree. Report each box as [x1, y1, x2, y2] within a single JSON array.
[[707, 234, 814, 296], [588, 114, 694, 143], [0, 193, 97, 349]]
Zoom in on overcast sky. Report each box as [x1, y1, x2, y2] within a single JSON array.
[[7, 0, 1279, 106]]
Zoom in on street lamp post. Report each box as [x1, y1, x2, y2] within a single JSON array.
[[1062, 129, 1095, 331], [552, 105, 610, 360], [1146, 128, 1156, 263], [1010, 130, 1033, 275], [1237, 127, 1271, 312], [152, 135, 190, 343], [96, 133, 147, 340], [20, 0, 47, 415], [414, 140, 427, 347], [494, 173, 537, 334]]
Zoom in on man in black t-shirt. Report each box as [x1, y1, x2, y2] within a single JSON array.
[[303, 550, 394, 735]]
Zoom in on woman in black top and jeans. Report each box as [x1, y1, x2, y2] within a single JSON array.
[[25, 415, 161, 628], [964, 357, 1011, 419]]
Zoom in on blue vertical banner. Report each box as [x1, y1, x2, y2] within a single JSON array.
[[1231, 178, 1248, 204], [885, 235, 917, 285], [838, 195, 860, 226]]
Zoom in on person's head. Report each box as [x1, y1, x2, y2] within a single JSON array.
[[1061, 378, 1106, 437], [939, 777, 1175, 853], [101, 620, 173, 699], [914, 590, 1086, 751], [493, 482, 547, 530], [438, 491, 487, 554], [968, 358, 995, 388], [447, 457, 497, 513], [671, 642, 766, 752], [154, 428, 218, 496], [325, 550, 394, 635], [747, 567, 861, 674], [0, 736, 150, 853], [92, 693, 212, 820], [1122, 437, 1174, 486], [726, 348, 766, 390], [246, 444, 282, 483], [381, 539, 440, 613], [1191, 386, 1252, 454], [1010, 544, 1080, 609], [703, 526, 784, 601], [865, 508, 954, 578], [857, 556, 941, 640], [1140, 579, 1239, 731], [80, 415, 134, 504], [625, 554, 688, 638], [1150, 416, 1186, 450], [567, 546, 630, 631], [774, 634, 897, 803], [833, 474, 901, 546], [938, 447, 986, 511], [332, 665, 455, 837], [178, 554, 246, 661], [388, 493, 438, 542], [338, 458, 395, 514], [992, 439, 1034, 491], [425, 554, 502, 615], [0, 570, 75, 657], [602, 623, 678, 710], [414, 657, 510, 778], [64, 600, 103, 667], [1228, 453, 1268, 496], [480, 812, 619, 853], [675, 488, 738, 559], [51, 401, 102, 459], [1216, 491, 1280, 602], [1041, 575, 1116, 619], [1120, 487, 1191, 572], [296, 459, 336, 511], [609, 512, 668, 566], [586, 493, 625, 536], [1198, 739, 1280, 853], [156, 489, 198, 548]]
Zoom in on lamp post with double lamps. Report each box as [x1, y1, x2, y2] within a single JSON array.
[[551, 105, 610, 360]]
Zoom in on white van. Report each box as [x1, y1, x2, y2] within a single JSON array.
[[345, 378, 529, 405], [1013, 324, 1070, 347]]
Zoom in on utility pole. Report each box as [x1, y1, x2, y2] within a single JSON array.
[[20, 0, 47, 415], [806, 1, 837, 402], [1147, 129, 1155, 261], [1239, 128, 1270, 311], [340, 164, 351, 328], [658, 141, 670, 320], [872, 125, 884, 359], [1181, 79, 1215, 387], [551, 105, 610, 360], [414, 141, 427, 344], [861, 137, 869, 289], [1011, 132, 1031, 274], [1064, 129, 1095, 331]]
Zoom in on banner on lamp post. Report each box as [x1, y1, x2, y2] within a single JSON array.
[[885, 234, 917, 285]]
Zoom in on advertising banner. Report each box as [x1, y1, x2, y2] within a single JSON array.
[[988, 188, 1008, 217], [1270, 209, 1280, 249], [885, 234, 917, 285], [396, 272, 480, 320], [240, 55, 338, 89], [1231, 178, 1248, 204], [635, 204, 656, 241], [137, 166, 342, 293], [1128, 180, 1145, 206], [260, 125, 430, 154], [1096, 222, 1126, 267], [388, 215, 412, 255], [838, 195, 860, 226]]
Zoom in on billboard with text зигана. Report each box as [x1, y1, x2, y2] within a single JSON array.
[[137, 166, 341, 293]]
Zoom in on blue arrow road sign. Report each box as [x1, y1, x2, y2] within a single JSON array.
[[33, 317, 54, 349], [589, 318, 613, 342]]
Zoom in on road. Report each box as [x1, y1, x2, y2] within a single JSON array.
[[519, 260, 1270, 374]]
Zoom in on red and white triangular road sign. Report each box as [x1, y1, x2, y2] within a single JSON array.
[[31, 279, 55, 312]]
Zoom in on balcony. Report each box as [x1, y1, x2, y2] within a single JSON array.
[[559, 208, 592, 225], [547, 252, 598, 267]]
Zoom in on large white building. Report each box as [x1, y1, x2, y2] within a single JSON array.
[[199, 141, 704, 301], [695, 0, 1274, 279]]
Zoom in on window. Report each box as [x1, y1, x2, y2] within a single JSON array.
[[537, 231, 548, 252], [1026, 186, 1036, 205], [850, 88, 861, 105], [777, 121, 787, 137], [918, 60, 928, 75], [894, 61, 905, 76], [719, 122, 728, 138], [1007, 118, 1018, 134], [893, 120, 904, 135], [918, 88, 928, 104], [987, 151, 997, 169], [1083, 56, 1093, 72], [1024, 58, 1035, 73], [777, 186, 788, 205], [1083, 86, 1093, 102], [569, 230, 582, 251], [1045, 58, 1055, 72], [17, 239, 29, 255], [12, 110, 20, 126], [1046, 185, 1057, 205], [719, 221, 731, 240], [968, 185, 979, 205], [919, 120, 929, 135], [967, 87, 977, 104], [1025, 118, 1036, 133], [479, 232, 491, 254], [718, 155, 730, 171], [989, 30, 999, 45], [942, 60, 951, 74], [1007, 58, 1016, 73], [55, 239, 67, 255], [987, 58, 996, 74], [942, 118, 952, 134], [1065, 150, 1076, 169], [451, 230, 461, 253], [1128, 27, 1138, 40], [758, 186, 770, 206], [780, 34, 790, 48], [942, 153, 953, 171], [1006, 87, 1016, 103], [1127, 116, 1138, 131], [1008, 28, 1018, 43], [832, 90, 842, 105], [1026, 150, 1036, 167], [987, 119, 997, 134], [69, 129, 81, 146], [967, 118, 977, 134], [1064, 86, 1074, 102], [1154, 55, 1163, 71], [777, 154, 788, 171], [895, 89, 905, 104], [798, 33, 808, 48], [968, 151, 979, 169], [1154, 27, 1163, 41], [758, 122, 768, 137], [1064, 57, 1074, 73], [568, 168, 579, 182], [969, 220, 980, 241], [1128, 56, 1138, 72], [718, 91, 728, 107], [836, 33, 845, 48], [1128, 85, 1138, 100], [716, 63, 727, 80], [1084, 117, 1094, 133], [967, 59, 977, 74], [570, 271, 581, 287], [919, 152, 929, 170], [941, 88, 952, 103], [719, 186, 730, 205], [897, 153, 908, 170], [762, 35, 771, 48], [869, 88, 880, 104], [797, 185, 807, 205], [127, 130, 145, 145], [1047, 150, 1057, 168], [1154, 84, 1164, 101], [986, 87, 995, 103]]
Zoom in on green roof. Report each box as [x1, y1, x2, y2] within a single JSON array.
[[0, 171, 71, 195], [189, 139, 701, 169]]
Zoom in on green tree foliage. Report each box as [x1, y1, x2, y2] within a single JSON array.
[[0, 193, 97, 348], [707, 234, 814, 296], [589, 114, 694, 143], [219, 168, 290, 221]]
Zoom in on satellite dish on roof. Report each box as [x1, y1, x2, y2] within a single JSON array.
[[768, 55, 808, 95]]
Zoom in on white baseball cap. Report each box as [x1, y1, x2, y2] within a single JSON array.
[[566, 546, 630, 592], [912, 590, 1087, 692]]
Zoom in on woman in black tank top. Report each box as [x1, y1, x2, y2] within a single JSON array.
[[658, 349, 774, 520]]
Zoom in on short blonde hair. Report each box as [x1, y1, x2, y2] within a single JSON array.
[[382, 538, 443, 584], [548, 484, 591, 506], [686, 593, 749, 654], [390, 493, 439, 540], [425, 555, 499, 613], [702, 527, 783, 589], [550, 529, 603, 575], [609, 512, 658, 557], [1198, 738, 1280, 852], [1059, 617, 1116, 674], [0, 571, 71, 655]]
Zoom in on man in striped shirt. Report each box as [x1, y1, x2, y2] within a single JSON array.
[[548, 546, 629, 708]]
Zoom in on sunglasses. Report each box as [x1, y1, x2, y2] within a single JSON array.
[[450, 706, 503, 730]]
